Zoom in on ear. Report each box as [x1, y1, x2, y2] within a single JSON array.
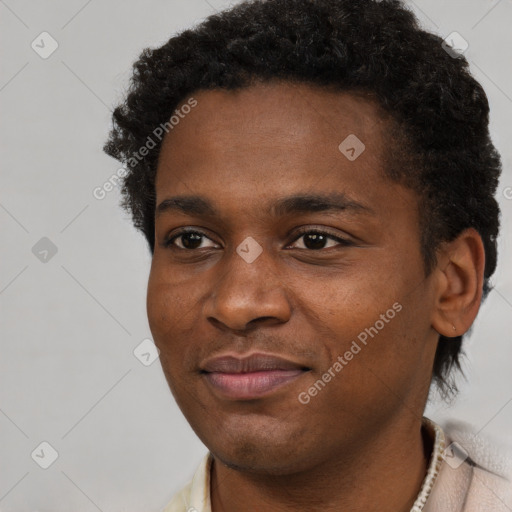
[[431, 228, 486, 338]]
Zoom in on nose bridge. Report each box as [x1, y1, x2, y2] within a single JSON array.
[[204, 239, 291, 330]]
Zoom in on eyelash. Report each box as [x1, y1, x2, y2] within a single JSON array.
[[163, 227, 353, 251]]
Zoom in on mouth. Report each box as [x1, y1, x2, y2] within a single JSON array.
[[200, 352, 311, 401]]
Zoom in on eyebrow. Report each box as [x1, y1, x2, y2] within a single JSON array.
[[155, 192, 374, 219]]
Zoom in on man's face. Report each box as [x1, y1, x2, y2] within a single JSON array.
[[147, 82, 440, 474]]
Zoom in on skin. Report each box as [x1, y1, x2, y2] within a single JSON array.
[[147, 81, 485, 512]]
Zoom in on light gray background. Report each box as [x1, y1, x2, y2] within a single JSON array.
[[1, 1, 511, 511]]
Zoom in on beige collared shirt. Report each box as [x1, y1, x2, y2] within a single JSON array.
[[162, 417, 512, 512]]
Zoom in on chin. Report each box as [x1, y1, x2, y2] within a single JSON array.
[[211, 441, 324, 476], [203, 416, 319, 475]]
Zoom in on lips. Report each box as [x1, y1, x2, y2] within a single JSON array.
[[200, 352, 310, 400]]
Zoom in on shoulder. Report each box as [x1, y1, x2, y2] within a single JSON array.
[[162, 481, 193, 512], [448, 418, 512, 511], [465, 464, 512, 511], [161, 452, 213, 512], [425, 417, 512, 512]]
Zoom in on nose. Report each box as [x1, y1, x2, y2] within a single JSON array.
[[203, 244, 292, 332]]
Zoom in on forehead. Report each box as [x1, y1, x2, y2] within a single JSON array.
[[155, 82, 395, 216], [159, 82, 388, 155]]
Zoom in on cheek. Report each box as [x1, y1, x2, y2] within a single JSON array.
[[146, 257, 198, 329], [146, 280, 173, 339], [308, 262, 401, 324], [146, 262, 213, 379], [305, 262, 425, 380], [146, 268, 191, 360]]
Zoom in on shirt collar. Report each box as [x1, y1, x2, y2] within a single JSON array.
[[410, 416, 447, 511]]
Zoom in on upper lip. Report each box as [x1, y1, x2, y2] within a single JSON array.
[[200, 352, 310, 373]]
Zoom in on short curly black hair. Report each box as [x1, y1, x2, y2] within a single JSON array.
[[103, 0, 501, 399]]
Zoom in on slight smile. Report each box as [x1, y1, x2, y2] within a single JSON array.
[[200, 352, 311, 400]]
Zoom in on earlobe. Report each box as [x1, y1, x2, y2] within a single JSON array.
[[431, 228, 485, 338]]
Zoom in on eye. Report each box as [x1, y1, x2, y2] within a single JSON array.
[[164, 229, 218, 250], [163, 227, 353, 251], [289, 228, 353, 250]]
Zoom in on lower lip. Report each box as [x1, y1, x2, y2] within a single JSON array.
[[203, 370, 306, 400]]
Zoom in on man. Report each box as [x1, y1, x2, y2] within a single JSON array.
[[103, 0, 512, 510]]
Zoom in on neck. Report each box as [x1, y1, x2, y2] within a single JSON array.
[[210, 416, 432, 512]]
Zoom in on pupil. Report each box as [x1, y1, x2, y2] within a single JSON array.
[[183, 233, 202, 249], [304, 233, 326, 250]]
